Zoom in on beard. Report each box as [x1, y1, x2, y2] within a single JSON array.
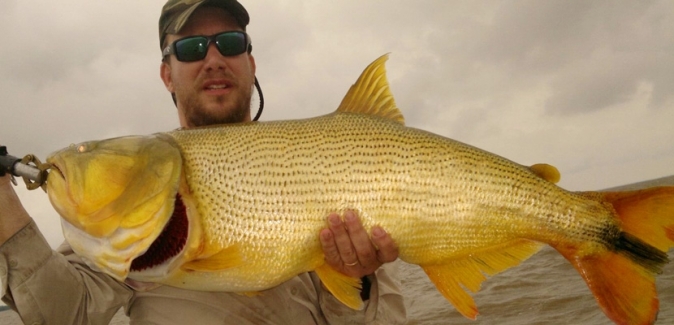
[[180, 86, 253, 127], [186, 101, 250, 127]]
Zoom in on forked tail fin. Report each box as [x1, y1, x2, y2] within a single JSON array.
[[557, 187, 674, 325]]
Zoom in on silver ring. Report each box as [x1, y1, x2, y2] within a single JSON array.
[[345, 261, 359, 266]]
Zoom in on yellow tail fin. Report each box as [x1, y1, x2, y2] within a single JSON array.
[[559, 187, 674, 325], [600, 187, 674, 251]]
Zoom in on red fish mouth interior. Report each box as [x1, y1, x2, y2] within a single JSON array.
[[130, 194, 188, 271]]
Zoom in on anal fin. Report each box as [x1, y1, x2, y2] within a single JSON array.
[[421, 239, 543, 319], [314, 263, 363, 310]]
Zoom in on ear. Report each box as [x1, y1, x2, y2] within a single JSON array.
[[160, 61, 174, 93]]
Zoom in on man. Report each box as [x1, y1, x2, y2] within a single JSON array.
[[0, 0, 406, 323]]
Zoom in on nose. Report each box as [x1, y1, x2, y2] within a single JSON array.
[[202, 42, 227, 70]]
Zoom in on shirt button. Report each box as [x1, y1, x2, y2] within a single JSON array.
[[9, 260, 18, 268], [290, 287, 298, 296]]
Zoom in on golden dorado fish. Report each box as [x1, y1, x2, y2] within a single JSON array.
[[46, 55, 674, 325]]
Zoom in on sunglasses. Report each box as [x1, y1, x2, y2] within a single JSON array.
[[162, 31, 252, 62]]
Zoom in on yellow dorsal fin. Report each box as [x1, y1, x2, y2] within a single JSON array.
[[336, 54, 405, 125], [529, 163, 561, 184], [181, 244, 242, 272], [314, 263, 364, 310], [421, 239, 543, 320]]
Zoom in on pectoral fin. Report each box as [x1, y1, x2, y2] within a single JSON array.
[[421, 239, 543, 319], [181, 244, 242, 272], [314, 263, 364, 310]]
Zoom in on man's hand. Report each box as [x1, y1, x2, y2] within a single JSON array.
[[0, 175, 31, 244], [0, 175, 30, 245], [319, 211, 399, 278]]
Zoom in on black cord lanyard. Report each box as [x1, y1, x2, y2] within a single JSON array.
[[252, 76, 264, 121]]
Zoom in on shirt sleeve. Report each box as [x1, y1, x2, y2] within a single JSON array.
[[0, 219, 133, 325], [316, 260, 407, 324]]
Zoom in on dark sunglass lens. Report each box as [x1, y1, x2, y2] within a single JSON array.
[[215, 32, 247, 56], [175, 37, 209, 62]]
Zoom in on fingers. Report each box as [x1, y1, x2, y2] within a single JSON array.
[[372, 226, 399, 263], [344, 211, 379, 267], [320, 213, 361, 274], [319, 211, 399, 278], [319, 221, 343, 268], [331, 212, 358, 265]]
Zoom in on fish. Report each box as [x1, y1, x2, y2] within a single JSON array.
[[45, 54, 674, 325]]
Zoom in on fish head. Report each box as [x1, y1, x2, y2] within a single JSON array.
[[46, 134, 183, 280]]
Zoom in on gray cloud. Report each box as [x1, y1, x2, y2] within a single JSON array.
[[0, 0, 673, 248]]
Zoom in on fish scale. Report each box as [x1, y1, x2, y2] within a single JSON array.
[[45, 55, 674, 324], [166, 111, 599, 274]]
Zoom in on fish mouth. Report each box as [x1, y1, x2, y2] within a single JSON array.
[[130, 194, 188, 272], [44, 159, 70, 204], [45, 154, 64, 177], [49, 163, 64, 179]]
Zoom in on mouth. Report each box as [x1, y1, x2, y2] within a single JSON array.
[[45, 157, 65, 182], [205, 84, 229, 90], [49, 163, 64, 178], [203, 80, 233, 93]]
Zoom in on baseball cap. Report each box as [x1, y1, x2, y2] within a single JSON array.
[[159, 0, 250, 49]]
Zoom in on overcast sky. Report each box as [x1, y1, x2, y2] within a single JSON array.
[[1, 0, 673, 248]]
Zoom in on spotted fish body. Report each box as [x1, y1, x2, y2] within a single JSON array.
[[167, 112, 583, 283], [46, 55, 674, 325]]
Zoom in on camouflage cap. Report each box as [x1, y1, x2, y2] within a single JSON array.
[[159, 0, 250, 49]]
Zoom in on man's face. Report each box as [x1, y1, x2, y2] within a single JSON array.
[[161, 7, 256, 128]]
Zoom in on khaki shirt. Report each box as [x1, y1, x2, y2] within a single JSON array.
[[1, 220, 406, 324]]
